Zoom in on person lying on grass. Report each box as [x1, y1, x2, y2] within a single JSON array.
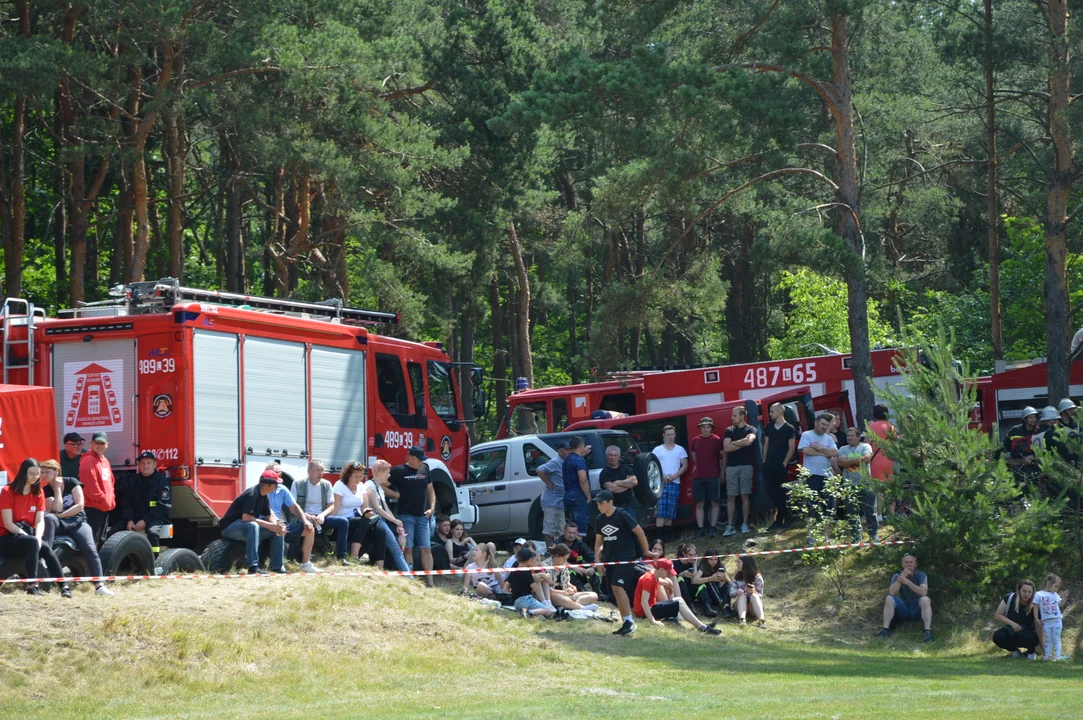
[[633, 558, 721, 635], [543, 543, 599, 612], [508, 546, 568, 620], [733, 555, 766, 627]]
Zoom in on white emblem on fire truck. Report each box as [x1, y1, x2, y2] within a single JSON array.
[[63, 361, 124, 434]]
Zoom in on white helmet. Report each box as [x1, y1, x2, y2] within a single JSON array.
[[1020, 406, 1039, 420], [1039, 406, 1060, 422], [1058, 398, 1078, 413]]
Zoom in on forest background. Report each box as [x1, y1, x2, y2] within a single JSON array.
[[1, 0, 1080, 439]]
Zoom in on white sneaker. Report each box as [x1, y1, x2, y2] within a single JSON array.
[[300, 562, 322, 574], [580, 603, 599, 612], [95, 585, 115, 597]]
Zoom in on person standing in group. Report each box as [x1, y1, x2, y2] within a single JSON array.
[[562, 436, 591, 537], [1035, 573, 1069, 661], [79, 432, 115, 544], [722, 407, 757, 537], [652, 426, 688, 541], [836, 428, 877, 543], [1059, 398, 1079, 431], [593, 490, 659, 636], [60, 433, 85, 479], [537, 441, 568, 547], [1003, 406, 1041, 489], [391, 447, 436, 587], [866, 404, 897, 519], [762, 403, 797, 531], [797, 414, 838, 543], [690, 417, 724, 538], [0, 459, 71, 597], [598, 445, 638, 515]]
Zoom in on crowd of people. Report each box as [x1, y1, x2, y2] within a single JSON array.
[[0, 405, 1075, 657]]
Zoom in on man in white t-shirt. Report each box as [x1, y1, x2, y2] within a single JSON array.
[[293, 459, 350, 564], [797, 413, 838, 537], [652, 425, 688, 540]]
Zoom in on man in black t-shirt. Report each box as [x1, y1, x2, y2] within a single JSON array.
[[599, 445, 637, 508], [219, 472, 286, 575], [507, 546, 563, 619], [390, 447, 437, 586], [593, 490, 657, 636], [722, 406, 757, 536], [762, 403, 798, 530]]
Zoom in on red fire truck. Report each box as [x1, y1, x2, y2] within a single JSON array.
[[501, 348, 905, 437], [0, 280, 480, 555]]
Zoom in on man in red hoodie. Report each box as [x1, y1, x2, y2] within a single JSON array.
[[79, 431, 115, 543]]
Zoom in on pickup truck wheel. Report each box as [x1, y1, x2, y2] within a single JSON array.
[[632, 453, 664, 507], [155, 548, 205, 575], [528, 500, 543, 540], [99, 531, 155, 576], [201, 539, 246, 574]]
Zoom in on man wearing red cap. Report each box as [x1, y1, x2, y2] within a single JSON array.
[[634, 557, 721, 635]]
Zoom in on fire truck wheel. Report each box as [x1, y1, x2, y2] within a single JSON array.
[[155, 548, 205, 575], [99, 531, 155, 577], [0, 555, 26, 585], [201, 539, 246, 574], [632, 453, 664, 507], [54, 544, 90, 579]]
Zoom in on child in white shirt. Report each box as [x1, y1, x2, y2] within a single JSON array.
[[1034, 573, 1069, 661]]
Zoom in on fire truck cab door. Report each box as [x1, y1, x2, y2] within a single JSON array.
[[52, 339, 138, 468], [756, 387, 815, 432]]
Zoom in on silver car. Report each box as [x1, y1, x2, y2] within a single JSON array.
[[466, 430, 662, 542]]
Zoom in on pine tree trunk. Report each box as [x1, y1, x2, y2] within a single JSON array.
[[223, 135, 244, 292], [3, 0, 31, 297], [1045, 0, 1072, 401], [489, 275, 508, 426], [985, 0, 1003, 364], [114, 164, 134, 284], [830, 9, 874, 428], [164, 110, 186, 279], [507, 221, 533, 387], [459, 309, 476, 441]]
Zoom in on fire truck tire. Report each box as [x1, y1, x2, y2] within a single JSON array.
[[201, 539, 246, 574], [54, 544, 90, 578], [155, 548, 205, 575], [632, 453, 663, 507], [0, 555, 27, 584], [99, 531, 155, 576]]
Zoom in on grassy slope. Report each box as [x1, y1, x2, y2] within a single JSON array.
[[1, 530, 1080, 720]]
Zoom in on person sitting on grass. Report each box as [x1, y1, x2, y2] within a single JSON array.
[[0, 459, 71, 597], [503, 537, 527, 582], [544, 543, 599, 612], [733, 555, 766, 627], [634, 557, 722, 635], [462, 541, 505, 598], [594, 490, 658, 636], [673, 542, 699, 608], [445, 519, 477, 569], [559, 523, 598, 594], [649, 538, 665, 558], [508, 546, 567, 620], [433, 514, 452, 546], [877, 553, 933, 643], [692, 549, 732, 618], [992, 578, 1042, 659]]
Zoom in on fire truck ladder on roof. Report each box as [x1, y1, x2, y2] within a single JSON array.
[[1, 298, 43, 384], [125, 278, 401, 326]]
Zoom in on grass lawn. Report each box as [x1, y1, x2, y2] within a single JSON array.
[[1, 537, 1080, 719]]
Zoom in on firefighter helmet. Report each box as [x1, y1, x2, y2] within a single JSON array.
[[1020, 406, 1039, 420], [1058, 398, 1078, 414], [1039, 406, 1060, 423]]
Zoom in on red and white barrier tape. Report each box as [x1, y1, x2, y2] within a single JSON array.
[[0, 539, 908, 585]]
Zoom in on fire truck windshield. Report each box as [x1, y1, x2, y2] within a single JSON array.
[[426, 360, 459, 420], [509, 402, 547, 436]]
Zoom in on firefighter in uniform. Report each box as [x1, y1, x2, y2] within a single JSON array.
[[112, 451, 172, 551], [1059, 398, 1079, 432], [1003, 406, 1041, 490]]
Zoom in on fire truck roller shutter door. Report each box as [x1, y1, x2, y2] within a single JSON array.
[[310, 347, 367, 471], [243, 338, 307, 486], [193, 331, 241, 466], [52, 339, 137, 467]]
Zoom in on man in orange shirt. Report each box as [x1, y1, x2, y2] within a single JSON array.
[[634, 557, 721, 634], [79, 431, 115, 543]]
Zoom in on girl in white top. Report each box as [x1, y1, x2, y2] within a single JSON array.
[[1035, 573, 1069, 660], [462, 541, 504, 597]]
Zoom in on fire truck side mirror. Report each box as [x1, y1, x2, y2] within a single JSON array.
[[473, 389, 488, 420], [471, 366, 484, 386]]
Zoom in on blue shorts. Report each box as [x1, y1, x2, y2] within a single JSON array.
[[891, 595, 922, 620], [399, 514, 430, 549], [514, 595, 548, 613], [657, 482, 680, 519]]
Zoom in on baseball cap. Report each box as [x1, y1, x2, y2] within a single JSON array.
[[513, 537, 527, 546], [407, 446, 426, 460], [516, 546, 537, 562], [594, 489, 615, 503], [137, 451, 157, 461], [63, 432, 84, 443], [258, 469, 280, 484], [91, 432, 108, 443], [653, 558, 675, 574], [697, 417, 714, 427]]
